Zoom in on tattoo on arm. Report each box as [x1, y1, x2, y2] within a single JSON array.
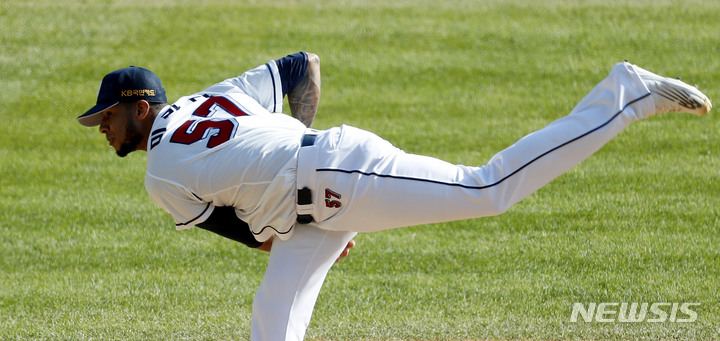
[[289, 54, 321, 128]]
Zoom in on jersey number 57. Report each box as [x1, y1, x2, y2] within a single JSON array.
[[170, 95, 248, 148]]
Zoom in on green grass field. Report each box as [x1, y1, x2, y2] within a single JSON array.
[[2, 0, 720, 340]]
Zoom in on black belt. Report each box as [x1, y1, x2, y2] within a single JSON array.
[[297, 132, 317, 224], [301, 133, 317, 147]]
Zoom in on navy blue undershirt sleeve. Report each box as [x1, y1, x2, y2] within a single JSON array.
[[196, 206, 262, 248], [275, 52, 308, 96]]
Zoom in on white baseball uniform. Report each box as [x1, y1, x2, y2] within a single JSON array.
[[145, 59, 306, 243], [144, 56, 655, 340]]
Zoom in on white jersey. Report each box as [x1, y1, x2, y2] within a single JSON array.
[[145, 60, 307, 242]]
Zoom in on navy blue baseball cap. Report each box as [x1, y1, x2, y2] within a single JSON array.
[[78, 66, 167, 127]]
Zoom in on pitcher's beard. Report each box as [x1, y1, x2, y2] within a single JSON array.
[[116, 127, 143, 158]]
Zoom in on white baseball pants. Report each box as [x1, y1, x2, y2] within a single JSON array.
[[252, 62, 655, 340]]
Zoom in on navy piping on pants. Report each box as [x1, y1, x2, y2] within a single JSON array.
[[315, 92, 651, 189]]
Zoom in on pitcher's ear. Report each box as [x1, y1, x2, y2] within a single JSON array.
[[136, 100, 151, 119]]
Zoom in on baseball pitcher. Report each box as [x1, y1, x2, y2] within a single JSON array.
[[77, 52, 711, 340]]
